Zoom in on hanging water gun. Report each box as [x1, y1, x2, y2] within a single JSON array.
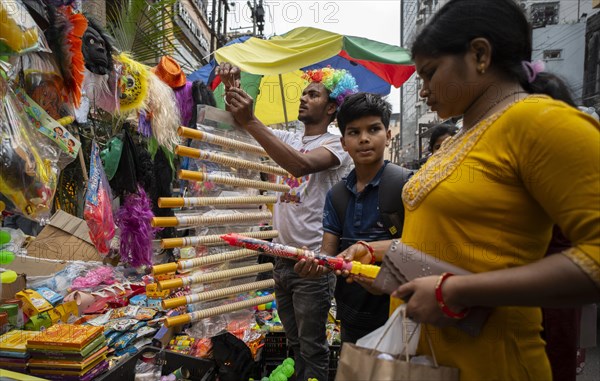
[[220, 234, 380, 279]]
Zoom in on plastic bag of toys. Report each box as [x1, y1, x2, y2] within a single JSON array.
[[83, 140, 116, 255], [0, 74, 60, 223], [0, 0, 50, 55], [11, 52, 72, 121]]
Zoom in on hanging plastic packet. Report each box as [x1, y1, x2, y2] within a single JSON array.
[[5, 54, 79, 169], [13, 88, 80, 164], [10, 52, 73, 121], [0, 74, 60, 223], [84, 140, 115, 255], [0, 0, 50, 55]]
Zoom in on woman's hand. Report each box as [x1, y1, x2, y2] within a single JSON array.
[[335, 243, 373, 279], [392, 275, 464, 326], [352, 275, 384, 295]]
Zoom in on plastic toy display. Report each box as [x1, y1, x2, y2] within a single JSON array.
[[157, 262, 274, 291], [160, 229, 279, 249], [161, 279, 275, 309], [164, 294, 275, 327], [152, 248, 257, 275]]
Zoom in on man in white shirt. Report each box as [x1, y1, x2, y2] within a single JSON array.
[[218, 64, 357, 380]]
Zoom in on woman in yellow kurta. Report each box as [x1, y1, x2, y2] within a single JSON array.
[[382, 0, 600, 380]]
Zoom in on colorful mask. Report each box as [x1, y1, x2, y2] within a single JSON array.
[[19, 52, 68, 120], [30, 76, 63, 120], [82, 18, 114, 75], [115, 53, 149, 113]]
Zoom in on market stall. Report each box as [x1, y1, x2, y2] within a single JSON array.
[[0, 2, 417, 379]]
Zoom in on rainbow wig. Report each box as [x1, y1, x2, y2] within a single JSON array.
[[302, 67, 359, 106]]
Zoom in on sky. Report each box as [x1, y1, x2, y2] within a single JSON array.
[[226, 0, 405, 112]]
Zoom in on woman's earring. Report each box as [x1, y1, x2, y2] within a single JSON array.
[[478, 64, 486, 74]]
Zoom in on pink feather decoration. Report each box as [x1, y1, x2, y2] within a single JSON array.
[[71, 266, 116, 290], [116, 186, 158, 268]]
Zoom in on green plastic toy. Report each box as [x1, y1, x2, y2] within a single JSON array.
[[0, 250, 15, 264], [0, 230, 10, 246], [267, 357, 296, 381]]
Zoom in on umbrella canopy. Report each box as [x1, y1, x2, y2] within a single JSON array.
[[190, 27, 415, 125]]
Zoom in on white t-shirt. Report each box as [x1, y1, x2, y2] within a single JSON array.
[[271, 129, 352, 252]]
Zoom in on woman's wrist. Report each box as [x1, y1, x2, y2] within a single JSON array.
[[442, 274, 469, 310], [435, 273, 470, 319]]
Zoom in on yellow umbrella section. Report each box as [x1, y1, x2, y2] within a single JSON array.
[[213, 69, 307, 126], [253, 70, 305, 126], [214, 28, 345, 126], [215, 27, 343, 76]]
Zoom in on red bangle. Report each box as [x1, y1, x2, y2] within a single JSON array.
[[434, 272, 469, 319], [356, 241, 376, 264]]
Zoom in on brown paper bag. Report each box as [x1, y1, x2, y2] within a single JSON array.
[[335, 342, 460, 380], [335, 307, 459, 381]]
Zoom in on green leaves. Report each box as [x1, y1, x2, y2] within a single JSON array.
[[107, 0, 195, 70]]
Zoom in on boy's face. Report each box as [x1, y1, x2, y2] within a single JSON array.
[[341, 115, 391, 166], [298, 82, 336, 125]]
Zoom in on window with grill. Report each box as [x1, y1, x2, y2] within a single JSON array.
[[531, 2, 560, 28], [543, 49, 562, 60]]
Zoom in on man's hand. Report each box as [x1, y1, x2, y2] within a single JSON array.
[[294, 257, 331, 278], [224, 87, 256, 127], [215, 63, 240, 90]]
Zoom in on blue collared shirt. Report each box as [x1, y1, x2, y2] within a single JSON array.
[[323, 161, 391, 251], [322, 161, 392, 337]]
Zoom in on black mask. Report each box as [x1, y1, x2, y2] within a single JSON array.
[[82, 21, 113, 75]]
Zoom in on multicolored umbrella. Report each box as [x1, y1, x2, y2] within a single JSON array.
[[189, 27, 415, 126]]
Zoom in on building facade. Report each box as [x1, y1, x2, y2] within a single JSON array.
[[583, 8, 600, 108], [526, 1, 598, 105], [532, 23, 587, 103], [394, 0, 448, 166], [173, 0, 213, 70], [395, 0, 599, 165]]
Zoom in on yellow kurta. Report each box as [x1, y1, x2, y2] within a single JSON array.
[[401, 96, 600, 380]]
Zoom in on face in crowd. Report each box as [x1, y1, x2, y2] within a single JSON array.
[[298, 82, 336, 125]]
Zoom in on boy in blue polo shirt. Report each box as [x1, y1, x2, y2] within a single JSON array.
[[296, 92, 406, 344]]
